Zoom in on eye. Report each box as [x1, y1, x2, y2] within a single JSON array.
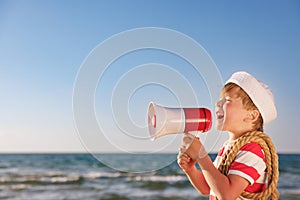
[[225, 97, 231, 102]]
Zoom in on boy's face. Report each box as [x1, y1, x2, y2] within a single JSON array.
[[215, 87, 251, 134]]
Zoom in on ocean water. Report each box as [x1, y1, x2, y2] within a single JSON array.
[[0, 154, 299, 200]]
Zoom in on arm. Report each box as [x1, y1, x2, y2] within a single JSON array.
[[198, 155, 249, 199], [177, 152, 210, 194], [185, 139, 249, 200]]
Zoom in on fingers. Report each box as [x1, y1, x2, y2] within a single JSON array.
[[177, 152, 192, 167], [180, 135, 207, 161], [177, 151, 190, 161], [178, 146, 187, 155], [181, 133, 202, 152], [181, 133, 196, 149]]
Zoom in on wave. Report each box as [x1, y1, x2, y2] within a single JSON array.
[[128, 175, 186, 183], [83, 171, 122, 179], [0, 173, 84, 186], [126, 174, 189, 190], [0, 171, 126, 187]]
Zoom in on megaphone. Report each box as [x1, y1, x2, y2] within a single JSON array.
[[148, 102, 212, 140]]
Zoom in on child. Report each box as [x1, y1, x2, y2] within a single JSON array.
[[177, 71, 278, 200]]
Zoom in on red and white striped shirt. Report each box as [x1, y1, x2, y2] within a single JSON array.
[[210, 140, 267, 200]]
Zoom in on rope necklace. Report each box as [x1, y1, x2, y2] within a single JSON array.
[[217, 131, 279, 199]]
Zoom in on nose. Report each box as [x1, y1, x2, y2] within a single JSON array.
[[216, 98, 225, 108], [216, 98, 224, 108]]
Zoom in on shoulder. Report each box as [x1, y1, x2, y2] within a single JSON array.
[[232, 142, 266, 168], [229, 142, 266, 184], [239, 142, 265, 161]]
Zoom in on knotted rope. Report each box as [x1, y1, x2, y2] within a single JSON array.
[[217, 131, 279, 199]]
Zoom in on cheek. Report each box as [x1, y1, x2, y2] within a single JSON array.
[[223, 103, 231, 113], [224, 104, 237, 120]]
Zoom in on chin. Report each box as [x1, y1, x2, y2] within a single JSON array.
[[215, 123, 225, 131]]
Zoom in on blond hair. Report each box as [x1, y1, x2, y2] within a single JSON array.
[[221, 82, 264, 131]]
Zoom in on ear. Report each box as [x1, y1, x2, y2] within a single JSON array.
[[245, 110, 260, 122]]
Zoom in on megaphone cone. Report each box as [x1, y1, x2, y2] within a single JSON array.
[[147, 102, 212, 140]]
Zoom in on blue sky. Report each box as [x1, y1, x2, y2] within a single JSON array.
[[0, 0, 299, 153]]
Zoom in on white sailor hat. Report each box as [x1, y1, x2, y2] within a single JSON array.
[[226, 71, 277, 124]]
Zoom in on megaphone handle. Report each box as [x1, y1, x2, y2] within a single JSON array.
[[186, 131, 200, 138], [184, 132, 207, 161]]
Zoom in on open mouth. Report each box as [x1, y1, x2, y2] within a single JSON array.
[[216, 111, 224, 120]]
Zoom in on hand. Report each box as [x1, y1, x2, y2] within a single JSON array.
[[177, 151, 196, 173], [180, 132, 196, 150], [182, 133, 208, 161]]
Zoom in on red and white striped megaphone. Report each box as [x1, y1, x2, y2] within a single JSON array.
[[147, 102, 212, 140]]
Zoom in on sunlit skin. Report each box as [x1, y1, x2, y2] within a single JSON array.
[[215, 87, 260, 141], [178, 87, 260, 199]]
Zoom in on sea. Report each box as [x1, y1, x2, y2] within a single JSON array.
[[0, 153, 299, 200]]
